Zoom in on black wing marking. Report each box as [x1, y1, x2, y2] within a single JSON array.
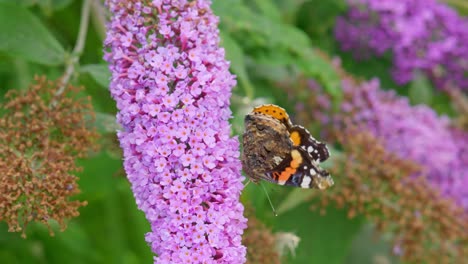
[[266, 147, 333, 189], [289, 125, 330, 163]]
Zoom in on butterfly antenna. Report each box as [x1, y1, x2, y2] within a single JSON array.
[[243, 179, 252, 188], [260, 182, 278, 217]]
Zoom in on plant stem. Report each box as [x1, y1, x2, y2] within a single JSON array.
[[91, 0, 107, 40], [57, 0, 91, 97]]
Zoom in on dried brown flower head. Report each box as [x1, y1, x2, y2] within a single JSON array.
[[243, 208, 281, 264], [316, 128, 468, 263], [0, 76, 98, 237], [446, 87, 468, 131]]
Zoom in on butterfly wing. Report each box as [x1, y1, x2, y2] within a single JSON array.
[[289, 125, 330, 163], [252, 104, 293, 128], [266, 146, 333, 189]]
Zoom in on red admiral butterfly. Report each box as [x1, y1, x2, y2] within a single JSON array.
[[242, 104, 333, 189]]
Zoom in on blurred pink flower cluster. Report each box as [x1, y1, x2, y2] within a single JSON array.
[[335, 0, 468, 90], [308, 74, 468, 211]]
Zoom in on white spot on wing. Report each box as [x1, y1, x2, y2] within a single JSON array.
[[273, 156, 283, 165], [310, 168, 317, 175], [301, 176, 312, 188]]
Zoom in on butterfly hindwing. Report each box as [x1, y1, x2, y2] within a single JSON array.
[[289, 125, 330, 163], [266, 147, 333, 189]]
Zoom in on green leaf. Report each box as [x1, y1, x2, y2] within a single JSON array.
[[250, 0, 282, 21], [213, 0, 310, 54], [213, 0, 342, 98], [275, 202, 364, 264], [277, 188, 314, 215], [220, 32, 254, 98], [444, 0, 468, 16], [77, 151, 123, 198], [298, 49, 342, 98], [345, 224, 400, 264], [80, 64, 111, 89], [0, 0, 35, 6], [296, 0, 346, 41], [408, 72, 433, 105], [275, 0, 311, 20], [116, 181, 153, 262], [94, 112, 120, 133], [39, 0, 74, 11], [34, 222, 100, 264], [0, 3, 65, 65], [75, 152, 152, 263], [0, 223, 41, 263]]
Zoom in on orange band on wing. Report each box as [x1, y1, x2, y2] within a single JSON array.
[[290, 149, 302, 168], [273, 150, 303, 184], [278, 167, 296, 182], [253, 105, 290, 124], [290, 158, 300, 169], [290, 131, 301, 146]]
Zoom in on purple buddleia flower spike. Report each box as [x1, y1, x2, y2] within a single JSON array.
[[104, 1, 247, 263]]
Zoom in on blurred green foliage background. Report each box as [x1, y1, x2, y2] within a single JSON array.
[[0, 0, 465, 263]]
